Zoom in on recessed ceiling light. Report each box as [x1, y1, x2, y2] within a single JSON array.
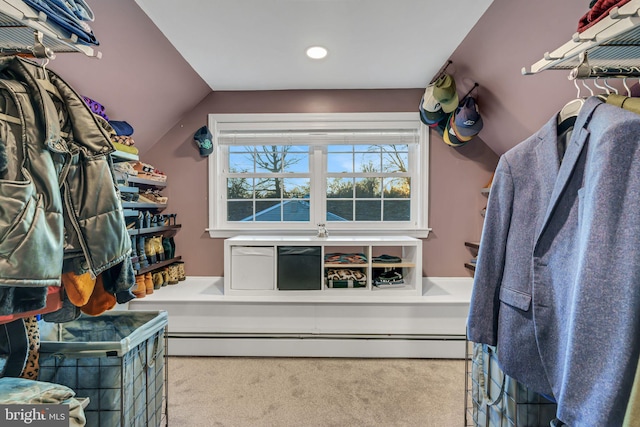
[[306, 46, 328, 59]]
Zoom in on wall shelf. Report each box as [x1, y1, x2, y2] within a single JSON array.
[[127, 176, 167, 188], [0, 0, 101, 58], [111, 149, 138, 161], [523, 0, 640, 75], [136, 256, 182, 275], [128, 225, 182, 237]]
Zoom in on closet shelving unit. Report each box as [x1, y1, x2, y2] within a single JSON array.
[[0, 0, 101, 58], [522, 0, 640, 77], [112, 149, 182, 276]]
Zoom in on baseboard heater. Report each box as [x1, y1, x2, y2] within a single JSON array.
[[168, 332, 465, 341]]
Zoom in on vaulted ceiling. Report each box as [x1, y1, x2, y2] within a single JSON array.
[[49, 0, 593, 156]]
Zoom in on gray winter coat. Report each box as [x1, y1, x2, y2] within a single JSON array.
[[0, 56, 135, 314]]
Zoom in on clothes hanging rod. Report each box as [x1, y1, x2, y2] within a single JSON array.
[[569, 51, 640, 78]]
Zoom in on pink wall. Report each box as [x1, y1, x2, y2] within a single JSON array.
[[144, 89, 498, 278], [48, 0, 211, 154], [449, 0, 591, 155]]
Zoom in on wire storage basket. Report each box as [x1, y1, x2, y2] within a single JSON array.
[[464, 340, 557, 427], [38, 310, 168, 427]]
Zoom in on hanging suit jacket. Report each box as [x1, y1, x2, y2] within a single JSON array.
[[533, 96, 640, 425], [467, 111, 568, 396], [469, 96, 640, 425]]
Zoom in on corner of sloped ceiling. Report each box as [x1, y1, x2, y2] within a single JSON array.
[[48, 0, 211, 155], [447, 0, 592, 156]]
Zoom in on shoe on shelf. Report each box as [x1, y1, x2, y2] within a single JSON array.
[[137, 211, 144, 229], [144, 237, 157, 265], [153, 237, 165, 262], [167, 264, 179, 285], [162, 237, 175, 259], [133, 274, 146, 298], [130, 236, 140, 271], [175, 261, 186, 281], [152, 272, 164, 290], [144, 272, 154, 295], [161, 268, 170, 287], [137, 236, 149, 268]]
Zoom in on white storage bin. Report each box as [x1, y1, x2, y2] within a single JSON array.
[[231, 246, 275, 290]]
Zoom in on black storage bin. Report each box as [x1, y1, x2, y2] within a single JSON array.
[[277, 246, 322, 290]]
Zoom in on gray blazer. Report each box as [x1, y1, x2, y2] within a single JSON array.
[[470, 96, 640, 425], [467, 111, 564, 395], [533, 97, 640, 425]]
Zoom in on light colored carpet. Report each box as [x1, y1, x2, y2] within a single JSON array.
[[167, 357, 467, 427]]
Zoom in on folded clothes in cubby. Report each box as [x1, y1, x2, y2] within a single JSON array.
[[373, 269, 405, 287], [324, 253, 368, 264], [372, 254, 402, 263]]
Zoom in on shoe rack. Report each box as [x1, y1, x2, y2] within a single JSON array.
[[111, 149, 183, 277]]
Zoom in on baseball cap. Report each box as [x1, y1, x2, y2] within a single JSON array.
[[443, 113, 473, 147], [454, 97, 484, 137], [422, 84, 442, 112], [194, 126, 213, 157], [419, 95, 445, 127], [433, 74, 459, 113]]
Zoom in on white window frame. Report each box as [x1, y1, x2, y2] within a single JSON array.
[[207, 112, 431, 238]]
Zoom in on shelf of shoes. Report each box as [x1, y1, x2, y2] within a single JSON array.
[[110, 150, 186, 296]]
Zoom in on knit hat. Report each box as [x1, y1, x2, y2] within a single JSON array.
[[80, 274, 116, 316], [61, 271, 96, 307]]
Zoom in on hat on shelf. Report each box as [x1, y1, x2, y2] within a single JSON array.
[[433, 74, 459, 113], [108, 120, 134, 136], [454, 96, 484, 138], [194, 125, 213, 157]]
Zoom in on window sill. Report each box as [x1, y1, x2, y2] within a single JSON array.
[[206, 228, 432, 239]]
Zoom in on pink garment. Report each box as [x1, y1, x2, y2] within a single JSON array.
[[577, 0, 632, 33]]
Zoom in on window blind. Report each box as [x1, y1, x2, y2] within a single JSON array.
[[218, 130, 419, 146]]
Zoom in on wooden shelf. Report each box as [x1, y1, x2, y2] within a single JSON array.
[[136, 256, 182, 275], [464, 242, 480, 250], [465, 262, 476, 272], [324, 263, 368, 268], [371, 261, 416, 268], [128, 225, 181, 237], [121, 201, 167, 210]]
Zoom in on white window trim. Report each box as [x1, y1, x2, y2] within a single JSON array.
[[206, 112, 431, 238]]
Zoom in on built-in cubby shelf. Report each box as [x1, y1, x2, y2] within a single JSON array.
[[224, 236, 422, 300]]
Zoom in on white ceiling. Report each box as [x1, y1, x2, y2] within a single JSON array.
[[134, 0, 493, 91]]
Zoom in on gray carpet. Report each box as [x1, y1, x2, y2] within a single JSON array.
[[167, 357, 467, 427]]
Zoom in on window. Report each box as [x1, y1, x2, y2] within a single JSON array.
[[207, 113, 430, 237]]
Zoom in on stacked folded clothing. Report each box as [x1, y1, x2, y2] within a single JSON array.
[[373, 269, 405, 287], [324, 253, 368, 264], [326, 268, 367, 288], [372, 254, 402, 263]]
